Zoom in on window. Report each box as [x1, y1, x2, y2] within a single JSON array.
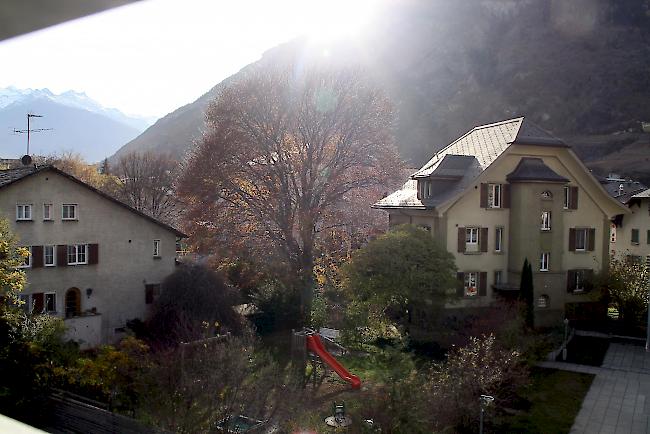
[[647, 230, 650, 245], [16, 204, 32, 221], [466, 227, 479, 252], [18, 246, 31, 268], [65, 288, 81, 318], [541, 190, 552, 200], [537, 295, 549, 308], [495, 227, 503, 252], [574, 270, 586, 292], [153, 240, 161, 257], [145, 283, 161, 304], [44, 245, 55, 266], [540, 211, 551, 231], [464, 272, 478, 297], [494, 270, 502, 285], [43, 204, 52, 220], [67, 244, 87, 265], [62, 204, 78, 220], [487, 183, 501, 208], [563, 186, 570, 209], [632, 228, 640, 244], [540, 252, 550, 271], [575, 228, 587, 251], [45, 292, 56, 313], [610, 224, 617, 243]]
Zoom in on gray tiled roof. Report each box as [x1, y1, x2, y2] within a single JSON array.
[[506, 157, 569, 183], [632, 188, 650, 199], [375, 117, 566, 209], [0, 166, 39, 187]]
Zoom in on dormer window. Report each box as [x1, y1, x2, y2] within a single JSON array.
[[418, 180, 433, 199]]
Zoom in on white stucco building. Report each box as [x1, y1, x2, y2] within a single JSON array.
[[0, 164, 185, 347]]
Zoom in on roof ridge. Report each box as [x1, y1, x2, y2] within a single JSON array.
[[472, 116, 524, 131]]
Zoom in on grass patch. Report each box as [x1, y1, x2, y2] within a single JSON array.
[[556, 336, 609, 366], [495, 368, 593, 434], [337, 347, 417, 385]]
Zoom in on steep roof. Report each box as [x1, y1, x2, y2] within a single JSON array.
[[506, 157, 569, 183], [632, 188, 650, 199], [375, 117, 566, 209], [0, 165, 186, 237]]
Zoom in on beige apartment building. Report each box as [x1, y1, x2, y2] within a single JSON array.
[[610, 188, 650, 267], [0, 164, 184, 347], [374, 117, 628, 326]]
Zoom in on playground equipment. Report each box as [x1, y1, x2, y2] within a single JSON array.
[[291, 328, 361, 390]]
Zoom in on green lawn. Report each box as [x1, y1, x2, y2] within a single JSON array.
[[494, 368, 593, 434]]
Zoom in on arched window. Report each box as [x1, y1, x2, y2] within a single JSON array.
[[65, 287, 81, 318], [541, 190, 553, 200]]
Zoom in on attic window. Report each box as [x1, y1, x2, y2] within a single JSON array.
[[541, 191, 552, 200]]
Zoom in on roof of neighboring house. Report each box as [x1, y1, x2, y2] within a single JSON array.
[[506, 157, 569, 183], [601, 179, 648, 204], [632, 188, 650, 199], [375, 117, 567, 209], [0, 165, 186, 237]]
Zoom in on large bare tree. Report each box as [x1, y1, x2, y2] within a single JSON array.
[[179, 64, 403, 324]]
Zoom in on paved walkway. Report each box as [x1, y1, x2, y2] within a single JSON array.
[[542, 342, 650, 434]]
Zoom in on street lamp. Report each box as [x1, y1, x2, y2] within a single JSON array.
[[479, 394, 494, 434]]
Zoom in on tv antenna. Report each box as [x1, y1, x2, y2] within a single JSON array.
[[13, 113, 52, 155]]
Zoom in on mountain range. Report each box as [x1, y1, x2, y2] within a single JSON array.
[[0, 86, 155, 162]]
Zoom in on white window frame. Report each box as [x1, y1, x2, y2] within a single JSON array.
[[540, 252, 550, 272], [67, 244, 88, 265], [541, 211, 551, 231], [466, 227, 479, 252], [487, 183, 501, 208], [153, 239, 161, 257], [563, 186, 570, 209], [464, 272, 478, 297], [16, 204, 32, 221], [18, 246, 31, 268], [43, 203, 52, 221], [62, 204, 78, 221], [495, 227, 503, 252], [44, 245, 55, 267], [575, 228, 587, 251], [45, 292, 56, 313]]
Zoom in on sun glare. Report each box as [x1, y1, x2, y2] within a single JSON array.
[[299, 0, 383, 44]]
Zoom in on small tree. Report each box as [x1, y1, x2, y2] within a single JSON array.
[[341, 224, 457, 338], [602, 255, 649, 325], [147, 264, 243, 346], [519, 258, 534, 327]]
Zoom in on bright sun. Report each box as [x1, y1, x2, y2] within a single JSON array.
[[298, 0, 383, 44]]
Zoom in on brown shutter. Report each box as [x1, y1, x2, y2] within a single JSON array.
[[88, 244, 99, 265], [456, 272, 465, 297], [480, 184, 488, 208], [57, 245, 68, 266], [458, 227, 466, 253], [479, 272, 487, 296], [569, 229, 576, 251], [31, 246, 43, 268], [570, 186, 579, 209], [567, 270, 576, 292], [588, 228, 595, 251], [32, 293, 44, 313], [502, 184, 510, 208], [480, 228, 488, 252], [585, 269, 594, 291], [145, 284, 154, 304]]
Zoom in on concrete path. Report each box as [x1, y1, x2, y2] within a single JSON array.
[[544, 342, 650, 434]]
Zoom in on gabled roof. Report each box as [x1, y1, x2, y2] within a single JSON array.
[[506, 157, 569, 183], [632, 188, 650, 199], [0, 165, 186, 237]]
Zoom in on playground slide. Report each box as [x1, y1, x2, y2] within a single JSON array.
[[306, 334, 361, 389]]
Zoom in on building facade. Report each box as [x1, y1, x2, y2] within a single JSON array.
[[374, 118, 628, 326], [0, 165, 184, 346], [610, 188, 650, 267]]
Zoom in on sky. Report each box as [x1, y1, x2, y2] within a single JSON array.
[[0, 0, 382, 119]]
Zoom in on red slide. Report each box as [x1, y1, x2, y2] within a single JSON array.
[[306, 334, 361, 389]]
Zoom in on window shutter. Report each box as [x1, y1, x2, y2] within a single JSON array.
[[145, 284, 154, 304], [32, 245, 43, 268], [88, 244, 99, 265], [502, 184, 510, 208], [569, 229, 576, 251], [456, 273, 465, 297], [588, 228, 596, 251], [480, 183, 488, 208], [57, 245, 68, 266], [566, 270, 576, 292], [584, 269, 594, 292], [570, 186, 579, 209], [32, 293, 44, 313], [480, 228, 488, 252], [646, 230, 650, 244], [458, 227, 466, 253], [479, 272, 487, 296]]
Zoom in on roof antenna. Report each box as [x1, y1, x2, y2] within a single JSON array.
[[13, 113, 52, 162]]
